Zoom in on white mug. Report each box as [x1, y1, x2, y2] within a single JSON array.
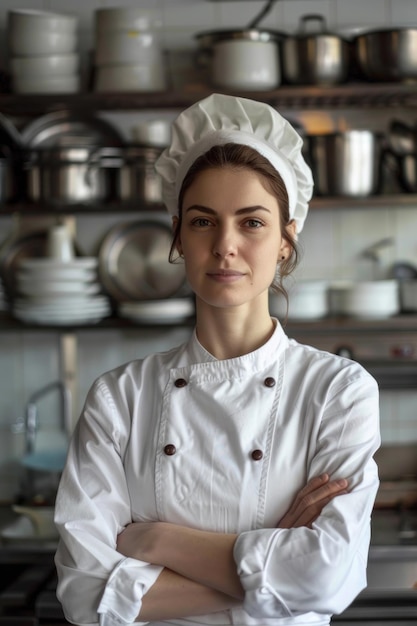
[[46, 224, 75, 262]]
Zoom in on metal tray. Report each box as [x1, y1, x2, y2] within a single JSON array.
[[98, 217, 188, 302]]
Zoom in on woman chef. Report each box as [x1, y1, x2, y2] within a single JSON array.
[[54, 94, 380, 626]]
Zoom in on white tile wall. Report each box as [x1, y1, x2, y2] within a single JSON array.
[[0, 0, 417, 500]]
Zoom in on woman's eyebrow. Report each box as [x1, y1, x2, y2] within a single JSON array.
[[185, 205, 272, 215]]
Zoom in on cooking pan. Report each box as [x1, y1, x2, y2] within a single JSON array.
[[354, 27, 417, 81], [282, 14, 350, 85], [98, 216, 188, 302]]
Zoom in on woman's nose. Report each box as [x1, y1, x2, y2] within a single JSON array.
[[212, 227, 237, 258]]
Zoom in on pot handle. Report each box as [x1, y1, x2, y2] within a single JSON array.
[[299, 14, 328, 34], [85, 147, 122, 188]]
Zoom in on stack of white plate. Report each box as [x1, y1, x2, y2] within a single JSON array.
[[93, 8, 167, 92], [8, 10, 80, 94], [118, 298, 194, 325], [12, 258, 112, 326]]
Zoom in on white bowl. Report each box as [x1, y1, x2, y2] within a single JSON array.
[[10, 54, 80, 77], [270, 280, 329, 320], [13, 74, 80, 94], [9, 29, 77, 57], [95, 29, 164, 66], [8, 9, 78, 34], [94, 64, 167, 92], [95, 8, 160, 33], [343, 280, 399, 318]]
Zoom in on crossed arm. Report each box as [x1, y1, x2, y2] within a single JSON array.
[[116, 474, 348, 622]]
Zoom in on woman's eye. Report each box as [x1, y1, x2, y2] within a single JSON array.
[[191, 217, 211, 227], [245, 219, 263, 228]]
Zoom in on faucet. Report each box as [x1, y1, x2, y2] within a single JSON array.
[[24, 380, 71, 455]]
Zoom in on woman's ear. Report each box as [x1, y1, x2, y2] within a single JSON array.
[[279, 220, 297, 262]]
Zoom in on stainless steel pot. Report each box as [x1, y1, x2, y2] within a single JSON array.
[[26, 146, 121, 204], [0, 152, 21, 203], [195, 28, 284, 90], [354, 28, 417, 81], [117, 145, 163, 204], [387, 120, 417, 192], [282, 15, 350, 85], [308, 130, 383, 197]]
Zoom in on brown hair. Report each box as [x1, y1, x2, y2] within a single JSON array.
[[169, 143, 300, 299]]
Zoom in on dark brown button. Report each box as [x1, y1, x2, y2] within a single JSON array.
[[264, 377, 276, 387], [164, 444, 176, 456], [174, 378, 187, 388], [251, 449, 263, 461]]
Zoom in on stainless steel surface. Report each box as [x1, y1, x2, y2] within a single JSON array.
[[21, 109, 124, 148], [117, 145, 163, 204], [98, 215, 188, 302], [307, 130, 383, 197], [26, 146, 121, 204], [282, 14, 350, 85], [355, 28, 417, 82]]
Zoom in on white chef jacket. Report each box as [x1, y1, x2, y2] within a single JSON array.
[[54, 320, 380, 626]]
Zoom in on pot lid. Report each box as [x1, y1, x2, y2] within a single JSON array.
[[98, 217, 187, 302], [21, 110, 124, 149], [28, 146, 122, 163], [195, 28, 286, 44]]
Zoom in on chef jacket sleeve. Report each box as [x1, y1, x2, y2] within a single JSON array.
[[54, 377, 163, 626], [233, 366, 380, 619]]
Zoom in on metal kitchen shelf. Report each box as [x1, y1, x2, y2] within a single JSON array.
[[1, 311, 417, 333], [0, 193, 416, 216], [1, 82, 417, 115]]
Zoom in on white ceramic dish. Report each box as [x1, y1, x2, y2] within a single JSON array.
[[342, 280, 399, 318], [95, 29, 164, 66], [17, 267, 97, 281], [11, 53, 79, 77], [270, 280, 329, 320], [94, 63, 167, 92], [119, 298, 194, 323], [95, 8, 159, 32], [15, 294, 108, 306], [14, 299, 110, 313], [8, 29, 77, 57], [13, 74, 80, 95], [14, 310, 109, 325], [20, 258, 98, 270], [17, 281, 101, 297], [8, 9, 77, 34]]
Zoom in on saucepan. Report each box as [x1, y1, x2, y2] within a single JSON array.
[[282, 14, 351, 85], [195, 28, 285, 90], [307, 130, 384, 197], [354, 27, 417, 81]]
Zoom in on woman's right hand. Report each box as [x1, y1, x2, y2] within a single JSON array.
[[277, 473, 348, 529]]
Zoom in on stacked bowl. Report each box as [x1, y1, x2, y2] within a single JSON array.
[[93, 8, 167, 92], [8, 10, 80, 94]]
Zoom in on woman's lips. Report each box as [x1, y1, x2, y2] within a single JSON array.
[[207, 270, 245, 283]]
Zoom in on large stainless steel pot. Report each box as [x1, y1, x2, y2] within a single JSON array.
[[282, 15, 350, 85], [354, 28, 417, 81], [195, 28, 284, 90], [117, 145, 163, 204], [26, 146, 121, 204], [308, 130, 383, 197]]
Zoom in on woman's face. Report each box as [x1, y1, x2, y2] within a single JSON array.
[[176, 166, 294, 312]]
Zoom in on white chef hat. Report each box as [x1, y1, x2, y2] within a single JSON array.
[[155, 93, 314, 233]]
